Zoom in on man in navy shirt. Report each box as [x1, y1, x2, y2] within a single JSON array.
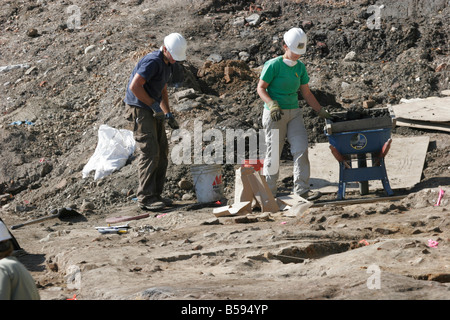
[[124, 33, 187, 210]]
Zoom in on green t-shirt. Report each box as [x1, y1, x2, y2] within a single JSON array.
[[260, 56, 310, 109]]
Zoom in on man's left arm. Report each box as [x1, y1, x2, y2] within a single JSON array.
[[160, 84, 179, 129], [160, 84, 170, 114]]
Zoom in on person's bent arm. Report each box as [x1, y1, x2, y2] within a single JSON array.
[[257, 79, 273, 104], [159, 84, 170, 114], [299, 84, 322, 113], [130, 73, 155, 107]]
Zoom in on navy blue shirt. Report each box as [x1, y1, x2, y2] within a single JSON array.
[[124, 50, 173, 111]]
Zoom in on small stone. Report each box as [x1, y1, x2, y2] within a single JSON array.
[[27, 28, 39, 37], [302, 20, 313, 30], [84, 45, 96, 54], [178, 179, 193, 190], [245, 14, 260, 26], [207, 54, 222, 63], [239, 51, 250, 62], [232, 17, 245, 26], [363, 99, 376, 108], [344, 51, 356, 61], [182, 193, 194, 201]]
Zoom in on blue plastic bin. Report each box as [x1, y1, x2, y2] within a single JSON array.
[[325, 128, 391, 155]]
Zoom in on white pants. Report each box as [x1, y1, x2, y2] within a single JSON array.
[[262, 108, 310, 196]]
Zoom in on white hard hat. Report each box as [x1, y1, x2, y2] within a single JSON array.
[[0, 222, 12, 242], [164, 33, 187, 61], [283, 28, 307, 55]]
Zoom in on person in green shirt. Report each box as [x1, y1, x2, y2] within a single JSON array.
[[0, 222, 40, 300], [257, 27, 331, 201]]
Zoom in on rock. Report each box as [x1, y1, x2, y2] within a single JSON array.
[[182, 193, 194, 201], [344, 51, 357, 61], [25, 66, 37, 75], [316, 42, 329, 56], [207, 54, 222, 63], [201, 218, 220, 225], [245, 14, 260, 26], [375, 227, 398, 235], [178, 179, 193, 190], [174, 88, 197, 102], [80, 199, 95, 212], [302, 20, 313, 30], [341, 81, 351, 90], [363, 99, 376, 108], [84, 45, 96, 54], [27, 28, 39, 37], [40, 162, 52, 177], [232, 17, 245, 27], [173, 100, 200, 112], [239, 51, 250, 62], [233, 215, 258, 224], [435, 63, 447, 72]]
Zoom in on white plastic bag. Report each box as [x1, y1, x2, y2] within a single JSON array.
[[82, 124, 135, 180]]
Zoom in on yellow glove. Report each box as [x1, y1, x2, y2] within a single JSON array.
[[268, 100, 283, 121]]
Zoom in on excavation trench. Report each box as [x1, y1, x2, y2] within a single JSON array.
[[266, 241, 354, 264]]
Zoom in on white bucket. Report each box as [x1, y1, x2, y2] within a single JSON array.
[[191, 164, 224, 203]]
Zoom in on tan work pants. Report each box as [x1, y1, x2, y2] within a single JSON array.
[[262, 107, 310, 196], [130, 105, 168, 203]]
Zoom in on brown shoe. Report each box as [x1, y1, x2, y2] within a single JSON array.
[[138, 197, 165, 211], [156, 195, 173, 206], [299, 190, 322, 201]]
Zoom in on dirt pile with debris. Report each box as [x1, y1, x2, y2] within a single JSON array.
[[0, 0, 449, 300]]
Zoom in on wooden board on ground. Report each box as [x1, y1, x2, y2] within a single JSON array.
[[391, 97, 450, 123], [105, 213, 149, 224], [396, 119, 450, 133], [279, 136, 429, 194]]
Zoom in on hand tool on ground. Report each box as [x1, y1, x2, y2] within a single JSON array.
[[95, 224, 130, 234], [105, 213, 149, 224], [11, 207, 83, 230]]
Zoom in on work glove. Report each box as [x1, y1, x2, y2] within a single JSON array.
[[318, 108, 332, 119], [165, 112, 179, 130], [153, 111, 165, 121], [268, 100, 283, 122]]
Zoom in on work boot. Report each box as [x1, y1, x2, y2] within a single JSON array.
[[138, 196, 165, 211], [156, 195, 173, 206], [299, 190, 322, 201]]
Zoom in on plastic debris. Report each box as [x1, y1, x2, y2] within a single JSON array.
[[434, 188, 445, 206], [359, 239, 370, 246], [9, 120, 35, 126], [427, 239, 439, 248], [82, 124, 135, 180], [95, 224, 130, 234]]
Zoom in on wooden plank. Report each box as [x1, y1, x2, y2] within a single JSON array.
[[326, 107, 395, 134], [311, 195, 407, 207], [396, 118, 450, 133], [391, 97, 450, 123]]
